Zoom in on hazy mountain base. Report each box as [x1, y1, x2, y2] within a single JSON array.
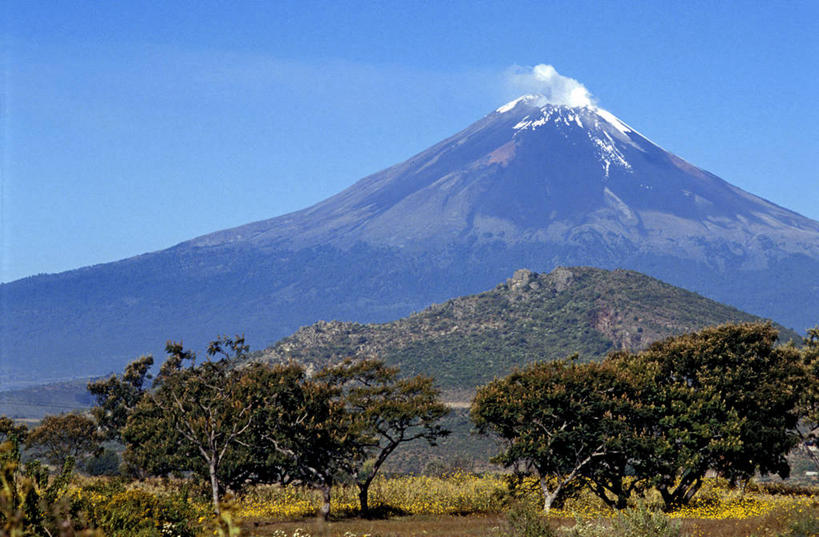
[[4, 239, 811, 390], [0, 378, 95, 420]]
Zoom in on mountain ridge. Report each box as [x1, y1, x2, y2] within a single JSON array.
[[251, 266, 800, 394]]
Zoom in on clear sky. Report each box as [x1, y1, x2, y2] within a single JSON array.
[[3, 1, 818, 283]]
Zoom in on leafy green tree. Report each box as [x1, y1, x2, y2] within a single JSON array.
[[216, 361, 315, 491], [247, 362, 361, 521], [472, 359, 633, 512], [123, 336, 253, 515], [26, 413, 101, 467], [121, 391, 195, 479], [88, 355, 154, 440], [796, 326, 819, 468], [318, 358, 450, 515], [612, 322, 806, 509], [576, 362, 655, 510], [0, 417, 27, 445]]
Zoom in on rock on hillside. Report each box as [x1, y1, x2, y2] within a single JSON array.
[[254, 266, 798, 394]]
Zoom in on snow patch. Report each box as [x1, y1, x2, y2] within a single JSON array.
[[603, 187, 638, 223], [496, 94, 542, 113], [590, 134, 632, 177], [595, 108, 633, 137]]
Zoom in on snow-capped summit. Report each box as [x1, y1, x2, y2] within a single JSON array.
[[190, 94, 818, 258], [496, 94, 638, 138], [495, 94, 544, 113]]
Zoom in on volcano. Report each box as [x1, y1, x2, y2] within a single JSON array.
[[2, 95, 818, 387]]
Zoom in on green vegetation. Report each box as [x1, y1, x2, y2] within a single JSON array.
[[565, 504, 682, 537], [107, 336, 451, 520], [254, 267, 797, 392], [3, 321, 818, 535], [472, 359, 635, 511], [26, 414, 102, 468], [316, 359, 450, 516], [472, 323, 808, 513]]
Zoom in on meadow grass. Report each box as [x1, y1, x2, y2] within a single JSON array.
[[70, 474, 819, 537]]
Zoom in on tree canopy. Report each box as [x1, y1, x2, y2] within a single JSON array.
[[613, 322, 805, 507], [318, 358, 450, 515], [26, 413, 101, 467], [123, 336, 252, 515], [109, 337, 450, 520], [472, 322, 809, 511], [88, 354, 153, 441], [472, 358, 633, 511]]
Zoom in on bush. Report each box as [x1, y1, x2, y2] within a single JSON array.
[[78, 488, 199, 537], [610, 504, 681, 537], [777, 511, 819, 537], [83, 449, 121, 477], [564, 504, 681, 537], [506, 501, 556, 537]]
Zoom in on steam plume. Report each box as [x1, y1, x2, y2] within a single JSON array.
[[507, 64, 594, 107]]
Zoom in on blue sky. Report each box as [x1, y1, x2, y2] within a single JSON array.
[[3, 1, 818, 283]]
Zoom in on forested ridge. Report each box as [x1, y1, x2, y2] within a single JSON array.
[[253, 267, 798, 393]]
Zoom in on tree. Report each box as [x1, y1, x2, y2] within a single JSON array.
[[612, 322, 806, 509], [246, 362, 362, 521], [88, 355, 154, 441], [471, 359, 633, 512], [216, 361, 318, 492], [795, 326, 819, 468], [0, 417, 28, 445], [123, 336, 253, 515], [317, 358, 450, 516], [26, 413, 101, 467], [121, 391, 195, 478]]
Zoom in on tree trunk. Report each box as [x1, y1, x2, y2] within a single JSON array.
[[540, 476, 560, 513], [659, 474, 702, 511], [592, 481, 628, 510], [319, 483, 331, 522], [208, 462, 221, 516], [358, 484, 369, 517]]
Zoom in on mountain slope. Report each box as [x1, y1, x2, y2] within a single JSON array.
[[253, 266, 800, 393], [192, 97, 819, 257], [2, 96, 817, 388]]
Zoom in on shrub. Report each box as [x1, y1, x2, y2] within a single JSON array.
[[777, 510, 819, 537], [83, 449, 121, 477], [79, 488, 198, 537], [506, 501, 556, 537], [564, 504, 681, 537], [610, 504, 681, 537]]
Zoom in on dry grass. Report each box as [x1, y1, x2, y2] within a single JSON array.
[[238, 507, 818, 537], [70, 474, 819, 537], [242, 514, 508, 537], [244, 516, 810, 537]]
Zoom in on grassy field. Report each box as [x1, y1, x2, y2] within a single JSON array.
[[238, 512, 818, 537], [71, 474, 819, 537]]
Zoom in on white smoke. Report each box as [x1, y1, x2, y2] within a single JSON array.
[[506, 64, 595, 107]]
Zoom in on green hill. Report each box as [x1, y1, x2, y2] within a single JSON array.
[[254, 266, 799, 397]]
